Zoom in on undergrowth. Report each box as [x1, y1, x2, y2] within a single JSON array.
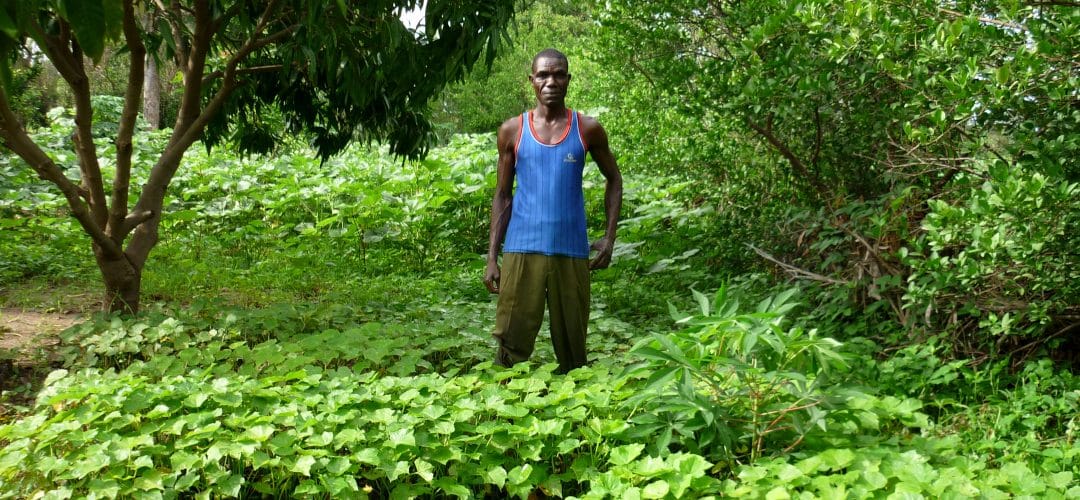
[[1, 135, 1077, 497]]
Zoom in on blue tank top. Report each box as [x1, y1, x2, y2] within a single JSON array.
[[504, 109, 590, 258]]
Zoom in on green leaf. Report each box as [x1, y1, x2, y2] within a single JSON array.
[[0, 8, 17, 38], [326, 457, 351, 476], [609, 443, 644, 466], [776, 463, 803, 483], [245, 424, 275, 442], [134, 469, 164, 491], [69, 454, 110, 479], [86, 479, 119, 499], [353, 448, 379, 465], [508, 463, 533, 486], [433, 478, 470, 498], [217, 474, 244, 497], [633, 456, 670, 477], [60, 0, 107, 62], [184, 393, 208, 408], [819, 448, 855, 470], [1047, 471, 1073, 490], [692, 288, 710, 316], [557, 439, 582, 454], [388, 427, 416, 448], [291, 455, 316, 476], [653, 334, 693, 367], [170, 451, 201, 471], [642, 480, 670, 498], [486, 466, 508, 488]]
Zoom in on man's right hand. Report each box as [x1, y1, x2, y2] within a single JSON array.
[[484, 261, 501, 294]]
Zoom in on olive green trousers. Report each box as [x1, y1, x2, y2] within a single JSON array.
[[493, 253, 590, 374]]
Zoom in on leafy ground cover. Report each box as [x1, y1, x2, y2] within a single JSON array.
[[1, 135, 1077, 497]]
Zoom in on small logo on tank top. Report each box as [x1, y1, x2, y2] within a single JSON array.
[[563, 153, 577, 163]]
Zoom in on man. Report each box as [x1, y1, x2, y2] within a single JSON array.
[[484, 48, 623, 374]]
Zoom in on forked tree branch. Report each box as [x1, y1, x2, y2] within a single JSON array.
[[127, 0, 217, 266], [129, 0, 293, 267], [28, 16, 110, 230], [0, 87, 123, 259]]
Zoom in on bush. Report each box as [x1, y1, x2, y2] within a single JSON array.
[[903, 164, 1080, 352]]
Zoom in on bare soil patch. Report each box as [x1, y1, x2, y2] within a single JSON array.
[[1, 309, 83, 418], [1, 308, 82, 360]]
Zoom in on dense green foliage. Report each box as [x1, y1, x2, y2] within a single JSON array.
[[2, 137, 1078, 498], [1, 0, 1078, 497], [591, 0, 1080, 355], [431, 1, 602, 137]]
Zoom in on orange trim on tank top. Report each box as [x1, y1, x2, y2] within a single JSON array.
[[527, 109, 573, 145]]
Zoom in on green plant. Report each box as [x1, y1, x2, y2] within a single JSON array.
[[903, 165, 1080, 351], [622, 286, 850, 466]]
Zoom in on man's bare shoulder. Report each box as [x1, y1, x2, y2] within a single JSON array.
[[497, 115, 523, 143], [577, 112, 602, 129], [577, 112, 609, 146], [499, 115, 524, 134]]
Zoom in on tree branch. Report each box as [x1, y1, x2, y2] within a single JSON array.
[[130, 0, 292, 268], [200, 64, 286, 85], [938, 8, 1027, 31], [110, 0, 147, 240], [0, 87, 123, 259], [121, 210, 156, 235], [745, 118, 832, 199], [68, 48, 110, 229], [26, 20, 80, 83], [128, 0, 216, 267], [34, 17, 110, 229], [749, 245, 850, 285]]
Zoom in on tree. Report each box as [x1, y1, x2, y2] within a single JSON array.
[[0, 0, 516, 314]]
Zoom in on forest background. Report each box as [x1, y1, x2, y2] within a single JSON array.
[[0, 0, 1077, 497]]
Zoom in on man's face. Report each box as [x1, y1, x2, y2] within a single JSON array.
[[530, 56, 571, 107]]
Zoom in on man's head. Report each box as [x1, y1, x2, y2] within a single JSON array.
[[530, 48, 571, 108]]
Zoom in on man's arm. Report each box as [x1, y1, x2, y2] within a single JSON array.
[[581, 115, 623, 270], [485, 117, 519, 293]]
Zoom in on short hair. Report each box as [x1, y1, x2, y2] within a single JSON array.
[[532, 48, 569, 72]]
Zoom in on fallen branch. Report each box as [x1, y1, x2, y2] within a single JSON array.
[[749, 245, 850, 286]]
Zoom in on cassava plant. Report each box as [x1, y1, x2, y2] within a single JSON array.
[[621, 285, 850, 467]]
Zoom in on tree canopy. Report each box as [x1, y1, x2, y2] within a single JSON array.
[[0, 0, 516, 313]]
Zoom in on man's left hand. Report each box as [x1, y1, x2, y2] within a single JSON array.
[[589, 237, 614, 270]]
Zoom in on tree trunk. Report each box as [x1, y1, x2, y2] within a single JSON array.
[[143, 57, 160, 129], [96, 247, 142, 315], [142, 10, 161, 130]]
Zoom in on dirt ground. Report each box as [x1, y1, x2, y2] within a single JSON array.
[[0, 308, 82, 359]]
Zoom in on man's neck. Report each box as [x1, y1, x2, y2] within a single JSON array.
[[533, 103, 568, 122]]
